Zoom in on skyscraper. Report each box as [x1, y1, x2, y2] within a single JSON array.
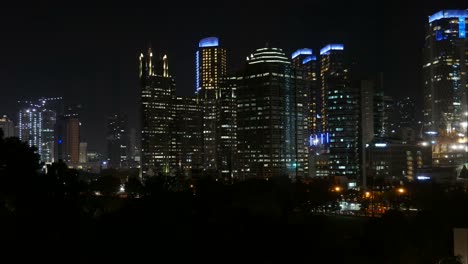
[[195, 37, 227, 175], [140, 48, 176, 176], [320, 44, 360, 184], [54, 115, 80, 164], [423, 10, 468, 135], [106, 114, 128, 168], [236, 46, 309, 180], [292, 48, 322, 178], [174, 96, 202, 176], [292, 48, 320, 135], [423, 10, 468, 171], [218, 76, 238, 181], [18, 98, 61, 163]]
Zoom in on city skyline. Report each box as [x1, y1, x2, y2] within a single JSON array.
[[0, 1, 464, 153]]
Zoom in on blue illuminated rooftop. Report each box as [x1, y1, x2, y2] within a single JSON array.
[[291, 48, 313, 59], [199, 37, 219, 48], [302, 55, 317, 64], [320, 44, 344, 55], [429, 10, 468, 23]]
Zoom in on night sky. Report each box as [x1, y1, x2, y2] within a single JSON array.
[[0, 1, 464, 154]]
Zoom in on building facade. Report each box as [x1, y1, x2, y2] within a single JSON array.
[[140, 49, 176, 176], [195, 37, 227, 175], [236, 46, 309, 180], [107, 114, 128, 168], [423, 10, 468, 135], [320, 44, 360, 184]]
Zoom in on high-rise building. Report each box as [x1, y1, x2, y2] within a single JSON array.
[[174, 96, 202, 176], [0, 115, 15, 138], [195, 37, 227, 175], [320, 44, 360, 184], [292, 48, 320, 135], [423, 10, 468, 171], [217, 76, 238, 181], [423, 10, 468, 135], [291, 48, 323, 178], [236, 46, 309, 180], [106, 114, 128, 168], [54, 115, 80, 164], [18, 105, 42, 158], [140, 48, 176, 176], [396, 97, 417, 142]]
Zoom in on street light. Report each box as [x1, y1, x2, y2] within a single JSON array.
[[397, 187, 405, 194]]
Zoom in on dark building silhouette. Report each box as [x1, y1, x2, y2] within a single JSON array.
[[106, 114, 128, 168], [54, 115, 80, 164]]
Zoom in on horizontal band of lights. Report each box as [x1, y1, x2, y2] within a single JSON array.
[[291, 48, 313, 59], [302, 55, 317, 64], [248, 48, 290, 64], [429, 10, 468, 23], [374, 143, 387, 148], [199, 37, 219, 48], [320, 44, 344, 55], [309, 133, 329, 146]]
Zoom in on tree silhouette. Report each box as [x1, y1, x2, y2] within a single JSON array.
[[0, 134, 41, 199]]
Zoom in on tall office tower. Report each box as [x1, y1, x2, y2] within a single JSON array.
[[54, 115, 80, 164], [128, 128, 140, 167], [0, 115, 15, 138], [397, 97, 416, 128], [106, 114, 128, 168], [18, 105, 42, 157], [374, 94, 396, 138], [396, 97, 417, 141], [18, 98, 62, 163], [360, 80, 375, 189], [174, 96, 203, 176], [217, 76, 238, 181], [292, 48, 323, 177], [237, 46, 309, 180], [195, 37, 227, 175], [292, 48, 320, 135], [140, 48, 176, 176], [423, 10, 468, 136], [41, 109, 56, 163], [320, 44, 360, 185]]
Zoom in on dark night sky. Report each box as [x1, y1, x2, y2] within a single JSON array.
[[0, 1, 464, 154]]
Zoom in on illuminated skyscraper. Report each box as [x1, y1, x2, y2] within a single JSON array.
[[18, 106, 42, 156], [174, 96, 202, 176], [423, 10, 468, 135], [107, 114, 128, 168], [292, 48, 320, 136], [320, 44, 360, 184], [292, 48, 322, 177], [237, 46, 309, 180], [195, 37, 227, 175], [140, 48, 176, 176], [18, 98, 61, 163]]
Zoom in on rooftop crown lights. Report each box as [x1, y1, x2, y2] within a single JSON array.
[[320, 44, 344, 55], [291, 48, 313, 59], [199, 37, 219, 48]]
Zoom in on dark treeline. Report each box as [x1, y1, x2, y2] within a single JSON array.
[[0, 131, 467, 263]]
